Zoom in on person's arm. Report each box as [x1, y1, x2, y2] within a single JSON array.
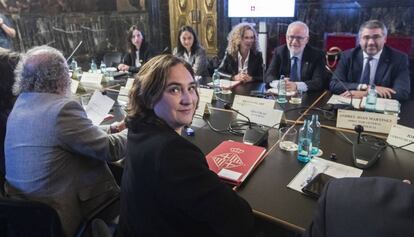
[[192, 48, 208, 76], [329, 52, 360, 94], [303, 50, 326, 91], [390, 53, 410, 101], [56, 100, 127, 162], [158, 139, 255, 237], [265, 49, 281, 83], [0, 17, 16, 38], [217, 52, 236, 78], [251, 51, 263, 82]]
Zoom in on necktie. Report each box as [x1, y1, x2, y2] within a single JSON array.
[[360, 57, 373, 84], [290, 56, 298, 81]]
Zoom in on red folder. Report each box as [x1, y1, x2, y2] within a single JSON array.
[[206, 140, 266, 186]]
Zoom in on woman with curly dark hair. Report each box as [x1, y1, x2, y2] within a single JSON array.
[[0, 49, 19, 176]]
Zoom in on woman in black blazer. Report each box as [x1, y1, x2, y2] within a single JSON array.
[[218, 22, 263, 82], [117, 24, 155, 73], [118, 55, 254, 237]]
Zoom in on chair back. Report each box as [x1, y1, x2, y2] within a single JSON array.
[[103, 52, 123, 67], [0, 197, 64, 237]]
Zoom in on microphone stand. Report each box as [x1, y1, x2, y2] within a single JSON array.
[[66, 41, 83, 62], [325, 65, 354, 110]]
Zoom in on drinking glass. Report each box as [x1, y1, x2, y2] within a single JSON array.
[[279, 127, 298, 151]]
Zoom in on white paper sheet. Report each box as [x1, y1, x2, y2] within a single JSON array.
[[287, 157, 363, 193], [327, 94, 362, 109], [85, 90, 115, 125]]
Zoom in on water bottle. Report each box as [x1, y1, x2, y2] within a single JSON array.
[[70, 58, 78, 71], [297, 120, 313, 163], [100, 61, 107, 75], [309, 114, 321, 156], [277, 75, 287, 103], [212, 69, 221, 96], [90, 59, 98, 73], [365, 84, 377, 112]]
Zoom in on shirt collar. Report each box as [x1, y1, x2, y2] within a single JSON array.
[[289, 50, 304, 61], [363, 50, 382, 60]]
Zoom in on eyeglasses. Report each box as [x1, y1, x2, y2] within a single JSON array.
[[287, 35, 307, 42], [361, 34, 384, 41]]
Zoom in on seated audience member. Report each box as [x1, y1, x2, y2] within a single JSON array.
[[118, 55, 254, 237], [173, 25, 209, 77], [0, 14, 16, 50], [0, 49, 19, 176], [218, 22, 263, 82], [5, 45, 127, 237], [117, 24, 156, 73], [304, 177, 414, 237], [329, 20, 410, 101], [265, 21, 326, 92]]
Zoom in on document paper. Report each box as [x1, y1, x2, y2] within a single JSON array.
[[85, 90, 115, 125], [287, 157, 363, 193]]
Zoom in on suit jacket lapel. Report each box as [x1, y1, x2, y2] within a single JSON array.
[[354, 49, 364, 83], [375, 48, 390, 85], [282, 46, 291, 77]]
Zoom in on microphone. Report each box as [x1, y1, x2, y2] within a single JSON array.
[[217, 71, 232, 79], [161, 47, 169, 54], [224, 103, 268, 146], [66, 41, 83, 62], [325, 65, 354, 110], [352, 125, 386, 169]]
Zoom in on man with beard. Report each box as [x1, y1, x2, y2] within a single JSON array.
[[329, 20, 410, 101], [265, 21, 326, 92]]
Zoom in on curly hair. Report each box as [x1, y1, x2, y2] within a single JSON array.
[[126, 24, 149, 53], [13, 45, 70, 96], [0, 49, 19, 113], [176, 25, 201, 54], [127, 54, 198, 125], [225, 22, 259, 58]]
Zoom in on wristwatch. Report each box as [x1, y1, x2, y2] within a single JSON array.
[[358, 84, 368, 91]]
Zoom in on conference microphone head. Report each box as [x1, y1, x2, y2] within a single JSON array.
[[354, 125, 364, 134], [224, 103, 232, 110]]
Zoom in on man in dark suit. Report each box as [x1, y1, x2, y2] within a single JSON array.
[[329, 20, 410, 101], [304, 177, 414, 237], [265, 21, 326, 92]]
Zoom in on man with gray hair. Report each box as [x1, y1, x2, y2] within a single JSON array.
[[5, 45, 127, 236], [265, 21, 326, 92], [330, 20, 410, 101]]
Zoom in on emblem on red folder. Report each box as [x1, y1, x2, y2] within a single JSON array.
[[212, 148, 245, 169]]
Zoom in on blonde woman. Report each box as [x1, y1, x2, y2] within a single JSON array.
[[218, 22, 263, 82]]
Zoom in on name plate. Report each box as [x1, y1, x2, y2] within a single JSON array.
[[80, 72, 103, 89], [70, 79, 79, 94], [125, 78, 135, 89], [117, 86, 130, 106], [386, 124, 414, 153], [195, 88, 214, 117], [232, 95, 283, 128], [336, 109, 397, 134]]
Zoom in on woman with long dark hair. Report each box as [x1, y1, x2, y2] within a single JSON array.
[[117, 24, 155, 73], [173, 25, 209, 77]]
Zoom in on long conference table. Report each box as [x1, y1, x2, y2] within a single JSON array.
[[182, 80, 414, 233]]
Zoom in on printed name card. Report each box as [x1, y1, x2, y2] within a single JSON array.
[[336, 109, 398, 134], [125, 78, 135, 89], [117, 86, 130, 106], [386, 124, 414, 153], [80, 72, 103, 89], [70, 79, 79, 95], [232, 95, 283, 128], [195, 88, 214, 116]]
